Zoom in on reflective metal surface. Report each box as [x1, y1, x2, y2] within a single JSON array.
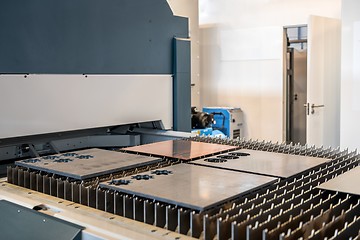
[[123, 140, 238, 160], [192, 149, 329, 178], [15, 148, 162, 180], [100, 164, 277, 211], [317, 166, 360, 196]]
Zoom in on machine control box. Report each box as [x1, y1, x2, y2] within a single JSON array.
[[203, 107, 243, 139]]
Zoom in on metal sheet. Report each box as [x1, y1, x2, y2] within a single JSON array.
[[123, 140, 238, 160], [15, 148, 161, 180], [100, 164, 277, 211], [192, 149, 329, 178], [0, 200, 83, 240], [317, 166, 360, 196], [0, 179, 192, 240]]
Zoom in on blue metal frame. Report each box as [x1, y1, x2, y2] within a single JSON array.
[[173, 38, 191, 132]]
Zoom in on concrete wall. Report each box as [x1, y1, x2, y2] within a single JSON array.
[[199, 0, 341, 142], [167, 0, 200, 108], [340, 0, 360, 150]]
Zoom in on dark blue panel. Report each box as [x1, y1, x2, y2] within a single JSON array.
[[173, 38, 191, 132], [0, 0, 188, 74]]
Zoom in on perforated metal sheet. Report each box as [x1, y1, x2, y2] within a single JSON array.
[[192, 149, 330, 178], [15, 148, 162, 180], [122, 140, 238, 160], [317, 166, 360, 196], [100, 164, 277, 211]]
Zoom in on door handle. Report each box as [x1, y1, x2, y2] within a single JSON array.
[[311, 104, 324, 114], [303, 103, 310, 115]]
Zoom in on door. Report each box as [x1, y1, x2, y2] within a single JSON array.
[[306, 15, 341, 148], [292, 49, 307, 145], [284, 25, 307, 145]]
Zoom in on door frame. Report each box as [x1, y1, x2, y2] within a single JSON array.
[[283, 24, 308, 144], [283, 17, 341, 148]]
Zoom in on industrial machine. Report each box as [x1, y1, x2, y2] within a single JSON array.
[[0, 0, 359, 239], [191, 107, 222, 137], [191, 107, 214, 130], [202, 107, 243, 139], [3, 138, 360, 240]]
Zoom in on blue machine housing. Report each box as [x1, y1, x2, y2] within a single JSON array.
[[203, 107, 243, 139], [191, 127, 226, 138]]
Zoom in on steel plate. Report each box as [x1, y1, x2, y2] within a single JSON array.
[[15, 148, 162, 180], [122, 140, 238, 160], [100, 164, 277, 211], [0, 200, 83, 240], [317, 166, 360, 196], [192, 149, 329, 178]]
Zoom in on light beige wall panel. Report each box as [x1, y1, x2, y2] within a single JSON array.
[[340, 0, 360, 150]]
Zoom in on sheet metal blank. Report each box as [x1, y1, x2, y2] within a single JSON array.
[[317, 166, 360, 196], [15, 148, 162, 180], [100, 164, 277, 211], [0, 200, 83, 240], [122, 140, 238, 160], [192, 149, 330, 178]]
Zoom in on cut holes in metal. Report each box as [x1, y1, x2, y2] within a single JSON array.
[[53, 158, 73, 163], [62, 153, 78, 157], [22, 158, 41, 163], [131, 174, 153, 180], [228, 152, 250, 157], [204, 158, 227, 163], [151, 170, 173, 175], [108, 179, 131, 185], [217, 155, 239, 160], [76, 155, 94, 159]]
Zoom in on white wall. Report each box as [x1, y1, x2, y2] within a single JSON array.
[[199, 0, 341, 142], [200, 0, 341, 27], [200, 26, 284, 141], [340, 0, 360, 150], [167, 0, 200, 108]]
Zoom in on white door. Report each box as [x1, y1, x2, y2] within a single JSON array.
[[306, 15, 341, 148]]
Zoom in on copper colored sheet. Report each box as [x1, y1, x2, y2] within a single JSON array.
[[122, 140, 238, 160]]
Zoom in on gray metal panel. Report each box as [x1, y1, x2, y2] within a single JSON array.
[[51, 135, 141, 152], [0, 0, 188, 74], [0, 200, 83, 240], [173, 38, 191, 131], [317, 166, 360, 196], [100, 164, 277, 211], [192, 149, 329, 178], [131, 128, 192, 144], [16, 148, 162, 180]]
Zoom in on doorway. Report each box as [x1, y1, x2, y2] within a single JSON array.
[[284, 25, 308, 145], [284, 17, 341, 148]]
